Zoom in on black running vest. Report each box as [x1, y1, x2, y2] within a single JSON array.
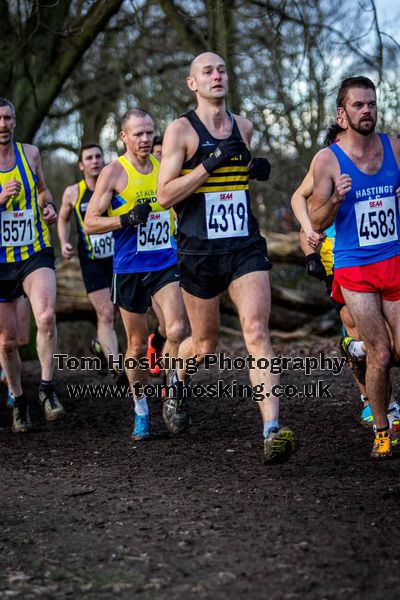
[[175, 110, 263, 255]]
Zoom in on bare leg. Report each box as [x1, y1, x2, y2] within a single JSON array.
[[229, 271, 279, 424], [0, 301, 22, 396], [23, 268, 57, 381], [119, 308, 148, 396], [341, 288, 391, 429], [152, 282, 186, 360], [176, 292, 220, 381], [88, 287, 119, 362]]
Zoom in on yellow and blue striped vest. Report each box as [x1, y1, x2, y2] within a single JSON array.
[[0, 142, 50, 263]]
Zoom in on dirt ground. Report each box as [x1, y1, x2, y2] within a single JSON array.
[[1, 335, 400, 599]]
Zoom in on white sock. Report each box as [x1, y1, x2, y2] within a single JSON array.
[[348, 340, 366, 359], [134, 396, 149, 416]]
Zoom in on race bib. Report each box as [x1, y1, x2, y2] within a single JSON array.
[[355, 196, 397, 247], [205, 190, 248, 239], [137, 212, 171, 252], [90, 232, 114, 258], [1, 209, 35, 247]]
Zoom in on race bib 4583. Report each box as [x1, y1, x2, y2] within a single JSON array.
[[355, 196, 397, 247], [205, 190, 248, 239]]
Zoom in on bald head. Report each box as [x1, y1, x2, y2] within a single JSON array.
[[189, 52, 225, 77]]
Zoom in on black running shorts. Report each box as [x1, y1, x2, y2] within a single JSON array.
[[111, 264, 180, 313], [79, 255, 113, 294], [179, 239, 271, 299], [0, 248, 55, 303]]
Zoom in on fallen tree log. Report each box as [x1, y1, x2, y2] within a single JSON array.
[[56, 245, 331, 334]]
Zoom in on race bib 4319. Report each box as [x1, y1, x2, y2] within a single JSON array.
[[205, 190, 248, 239]]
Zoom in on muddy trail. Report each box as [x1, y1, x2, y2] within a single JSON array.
[[1, 335, 400, 599]]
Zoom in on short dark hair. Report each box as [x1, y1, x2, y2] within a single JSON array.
[[336, 76, 376, 109], [323, 123, 345, 147], [78, 143, 103, 162], [152, 135, 163, 150], [120, 108, 150, 131], [0, 97, 15, 115]]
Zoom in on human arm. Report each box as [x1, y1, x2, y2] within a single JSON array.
[[83, 163, 125, 234], [83, 162, 150, 234], [308, 149, 351, 232], [25, 144, 57, 224], [291, 155, 325, 247], [57, 185, 77, 259], [158, 117, 251, 209]]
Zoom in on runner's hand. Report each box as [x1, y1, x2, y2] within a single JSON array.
[[334, 174, 351, 204], [120, 203, 151, 227], [61, 242, 74, 259], [43, 202, 58, 224], [0, 179, 21, 205], [248, 157, 271, 181], [304, 226, 325, 249], [202, 138, 251, 173]]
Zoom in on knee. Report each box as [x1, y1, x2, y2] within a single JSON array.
[[35, 309, 56, 335], [126, 337, 146, 359], [195, 336, 219, 357], [367, 344, 391, 370], [241, 318, 269, 350], [165, 320, 186, 345], [97, 305, 115, 326], [0, 335, 18, 356]]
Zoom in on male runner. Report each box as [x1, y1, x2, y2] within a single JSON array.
[[309, 77, 400, 459], [0, 97, 65, 432], [58, 143, 119, 369], [84, 108, 186, 440], [158, 52, 297, 464], [147, 135, 168, 377]]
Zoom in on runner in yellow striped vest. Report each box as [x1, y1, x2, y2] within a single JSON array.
[[0, 97, 65, 432], [57, 143, 120, 373]]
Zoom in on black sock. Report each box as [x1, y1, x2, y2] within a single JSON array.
[[40, 380, 54, 393], [152, 327, 166, 354], [376, 425, 389, 433], [13, 393, 26, 404]]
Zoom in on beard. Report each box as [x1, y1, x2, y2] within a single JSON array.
[[0, 130, 12, 144], [346, 113, 376, 136]]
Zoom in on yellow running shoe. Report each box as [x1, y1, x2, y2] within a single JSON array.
[[371, 430, 392, 459]]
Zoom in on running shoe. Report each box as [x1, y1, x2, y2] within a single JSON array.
[[132, 414, 151, 441], [90, 337, 109, 375], [12, 396, 32, 433], [162, 370, 191, 434], [389, 419, 400, 453], [340, 336, 366, 385], [371, 429, 392, 459], [263, 427, 298, 464], [6, 389, 14, 409], [361, 402, 374, 427], [39, 388, 65, 422], [147, 333, 163, 376]]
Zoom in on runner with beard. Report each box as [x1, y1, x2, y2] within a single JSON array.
[[310, 77, 400, 459]]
